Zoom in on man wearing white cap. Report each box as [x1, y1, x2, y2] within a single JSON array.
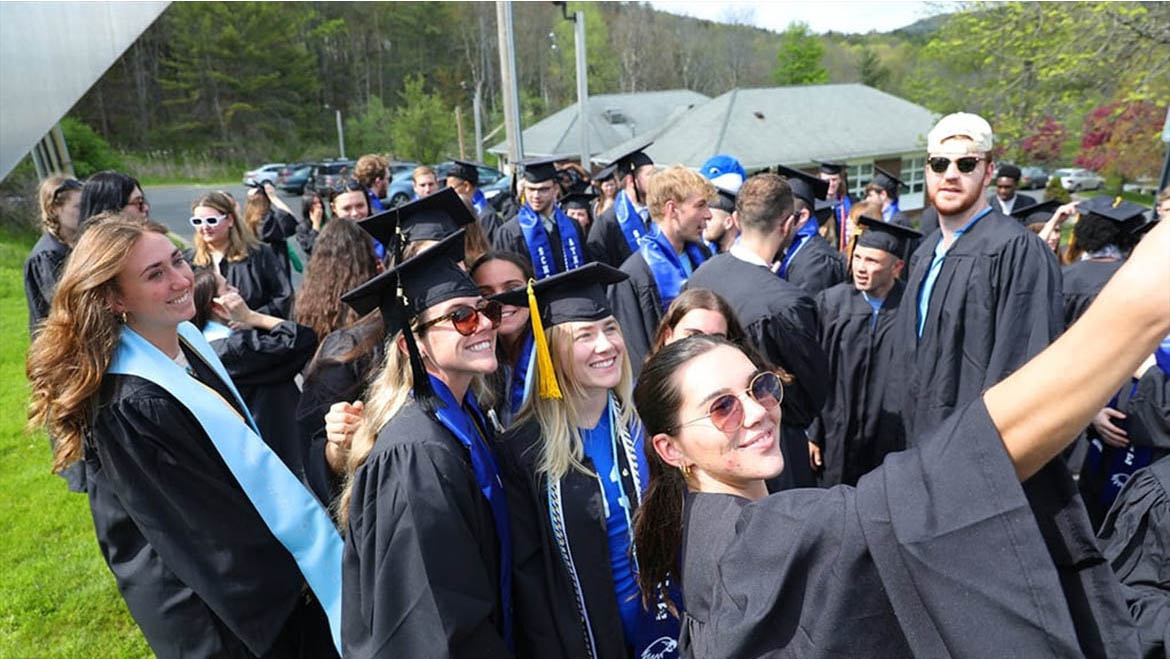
[[873, 114, 1132, 658]]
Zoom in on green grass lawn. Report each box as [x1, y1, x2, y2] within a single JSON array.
[[0, 228, 151, 658]]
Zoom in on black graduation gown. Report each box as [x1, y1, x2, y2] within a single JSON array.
[[586, 204, 644, 267], [811, 280, 904, 487], [688, 253, 829, 490], [492, 211, 590, 276], [295, 217, 319, 258], [221, 245, 294, 319], [256, 208, 299, 276], [297, 322, 384, 508], [86, 344, 335, 658], [341, 400, 509, 658], [23, 231, 69, 335], [784, 233, 847, 296], [879, 210, 1063, 446], [1097, 454, 1170, 658], [497, 418, 642, 658], [1061, 259, 1123, 329], [684, 399, 1139, 658], [479, 206, 505, 246], [210, 321, 318, 477], [990, 192, 1039, 217]]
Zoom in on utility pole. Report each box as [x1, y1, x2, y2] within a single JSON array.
[[473, 80, 485, 163], [331, 108, 346, 160], [573, 10, 589, 170], [496, 1, 524, 167], [456, 106, 466, 159]]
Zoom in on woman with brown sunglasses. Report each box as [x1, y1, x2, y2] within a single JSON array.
[[630, 217, 1170, 657]]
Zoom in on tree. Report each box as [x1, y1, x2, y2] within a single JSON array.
[[1044, 173, 1071, 204], [856, 45, 890, 89], [1076, 100, 1165, 186], [388, 75, 457, 164], [344, 95, 394, 157], [772, 22, 829, 86], [1020, 116, 1066, 166], [61, 117, 125, 177]]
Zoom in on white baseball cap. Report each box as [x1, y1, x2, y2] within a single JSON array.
[[927, 112, 994, 155]]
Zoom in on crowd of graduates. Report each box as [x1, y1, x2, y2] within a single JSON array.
[[22, 110, 1170, 658]]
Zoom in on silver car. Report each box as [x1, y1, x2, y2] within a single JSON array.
[[1050, 167, 1104, 192]]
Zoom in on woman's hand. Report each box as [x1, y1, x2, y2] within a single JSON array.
[[213, 291, 252, 324], [1092, 407, 1129, 448], [324, 400, 363, 474], [309, 202, 323, 230]]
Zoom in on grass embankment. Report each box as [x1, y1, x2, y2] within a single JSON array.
[[0, 228, 151, 658]]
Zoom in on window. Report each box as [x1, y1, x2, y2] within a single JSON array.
[[902, 156, 925, 194], [847, 162, 873, 199]]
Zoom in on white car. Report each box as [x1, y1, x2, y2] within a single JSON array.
[[243, 162, 286, 186], [1050, 168, 1104, 192]]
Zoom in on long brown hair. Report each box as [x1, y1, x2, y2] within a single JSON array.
[[242, 189, 270, 237], [37, 175, 82, 243], [26, 215, 170, 474], [190, 191, 258, 266], [294, 219, 379, 340]]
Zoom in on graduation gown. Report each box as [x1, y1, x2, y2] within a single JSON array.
[[341, 400, 510, 658], [492, 209, 590, 276], [879, 210, 1063, 446], [497, 418, 645, 658], [1062, 259, 1123, 329], [23, 231, 69, 335], [990, 192, 1038, 217], [86, 342, 335, 658], [1097, 454, 1170, 658], [256, 208, 299, 276], [479, 206, 505, 246], [688, 253, 829, 490], [210, 321, 318, 477], [223, 244, 294, 319], [784, 233, 847, 296], [811, 280, 904, 487], [295, 217, 319, 258], [586, 204, 643, 268], [297, 322, 384, 508], [684, 399, 1139, 658]]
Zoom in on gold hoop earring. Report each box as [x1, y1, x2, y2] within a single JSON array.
[[681, 464, 692, 478]]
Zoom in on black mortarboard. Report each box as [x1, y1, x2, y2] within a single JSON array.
[[813, 199, 834, 225], [1077, 195, 1149, 225], [521, 156, 562, 183], [855, 214, 922, 259], [775, 163, 829, 205], [610, 142, 654, 176], [1010, 199, 1062, 224], [996, 164, 1022, 181], [870, 166, 907, 194], [711, 186, 737, 213], [818, 160, 845, 175], [593, 163, 618, 182], [340, 229, 480, 411], [358, 187, 474, 259], [448, 159, 481, 186], [560, 192, 597, 210], [493, 263, 628, 399]]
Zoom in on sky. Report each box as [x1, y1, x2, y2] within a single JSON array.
[[649, 1, 957, 35]]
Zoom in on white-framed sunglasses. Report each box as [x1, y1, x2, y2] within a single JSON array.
[[189, 214, 227, 227]]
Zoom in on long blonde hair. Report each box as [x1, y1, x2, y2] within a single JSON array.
[[190, 191, 259, 266], [37, 175, 81, 243], [513, 322, 638, 482], [242, 189, 270, 237], [26, 214, 170, 473]]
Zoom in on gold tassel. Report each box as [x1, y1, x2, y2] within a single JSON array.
[[527, 278, 562, 399], [1112, 196, 1123, 209]]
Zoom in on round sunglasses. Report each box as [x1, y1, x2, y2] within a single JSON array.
[[189, 214, 227, 227], [673, 371, 784, 434], [417, 300, 502, 336]]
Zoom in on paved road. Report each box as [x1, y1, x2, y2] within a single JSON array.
[[142, 183, 303, 243]]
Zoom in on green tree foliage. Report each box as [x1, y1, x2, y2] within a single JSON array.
[[389, 76, 457, 164], [60, 118, 125, 178], [344, 95, 394, 158], [1045, 173, 1071, 203], [855, 45, 890, 89], [773, 22, 830, 86], [549, 2, 619, 99]]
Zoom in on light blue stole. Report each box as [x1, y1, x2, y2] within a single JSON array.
[[201, 320, 232, 342], [107, 322, 343, 653]]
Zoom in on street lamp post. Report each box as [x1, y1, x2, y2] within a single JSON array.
[[325, 104, 346, 159]]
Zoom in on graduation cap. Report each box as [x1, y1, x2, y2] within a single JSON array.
[[1010, 199, 1062, 224], [869, 166, 907, 194], [521, 156, 562, 183], [775, 163, 829, 206], [560, 191, 597, 210], [493, 263, 628, 399], [340, 229, 479, 411], [610, 142, 654, 177], [447, 159, 482, 186], [358, 187, 474, 260], [1077, 195, 1149, 226], [855, 214, 922, 260], [593, 163, 618, 183], [813, 198, 835, 225], [711, 186, 737, 213], [818, 160, 846, 175]]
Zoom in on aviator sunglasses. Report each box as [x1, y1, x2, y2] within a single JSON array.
[[927, 156, 985, 174], [417, 300, 503, 336], [189, 214, 227, 227], [672, 371, 784, 434]]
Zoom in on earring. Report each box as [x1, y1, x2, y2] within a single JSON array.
[[119, 311, 128, 324], [681, 464, 692, 478]]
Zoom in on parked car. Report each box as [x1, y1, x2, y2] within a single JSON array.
[[389, 160, 420, 178], [385, 169, 420, 208], [276, 164, 313, 195], [306, 159, 355, 196], [1050, 167, 1104, 192], [243, 162, 286, 186], [431, 161, 505, 188], [1018, 166, 1049, 190], [481, 174, 513, 201]]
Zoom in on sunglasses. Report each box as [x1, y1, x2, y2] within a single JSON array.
[[417, 300, 502, 336], [927, 156, 985, 174], [674, 371, 784, 434], [189, 214, 227, 227], [127, 197, 150, 212]]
